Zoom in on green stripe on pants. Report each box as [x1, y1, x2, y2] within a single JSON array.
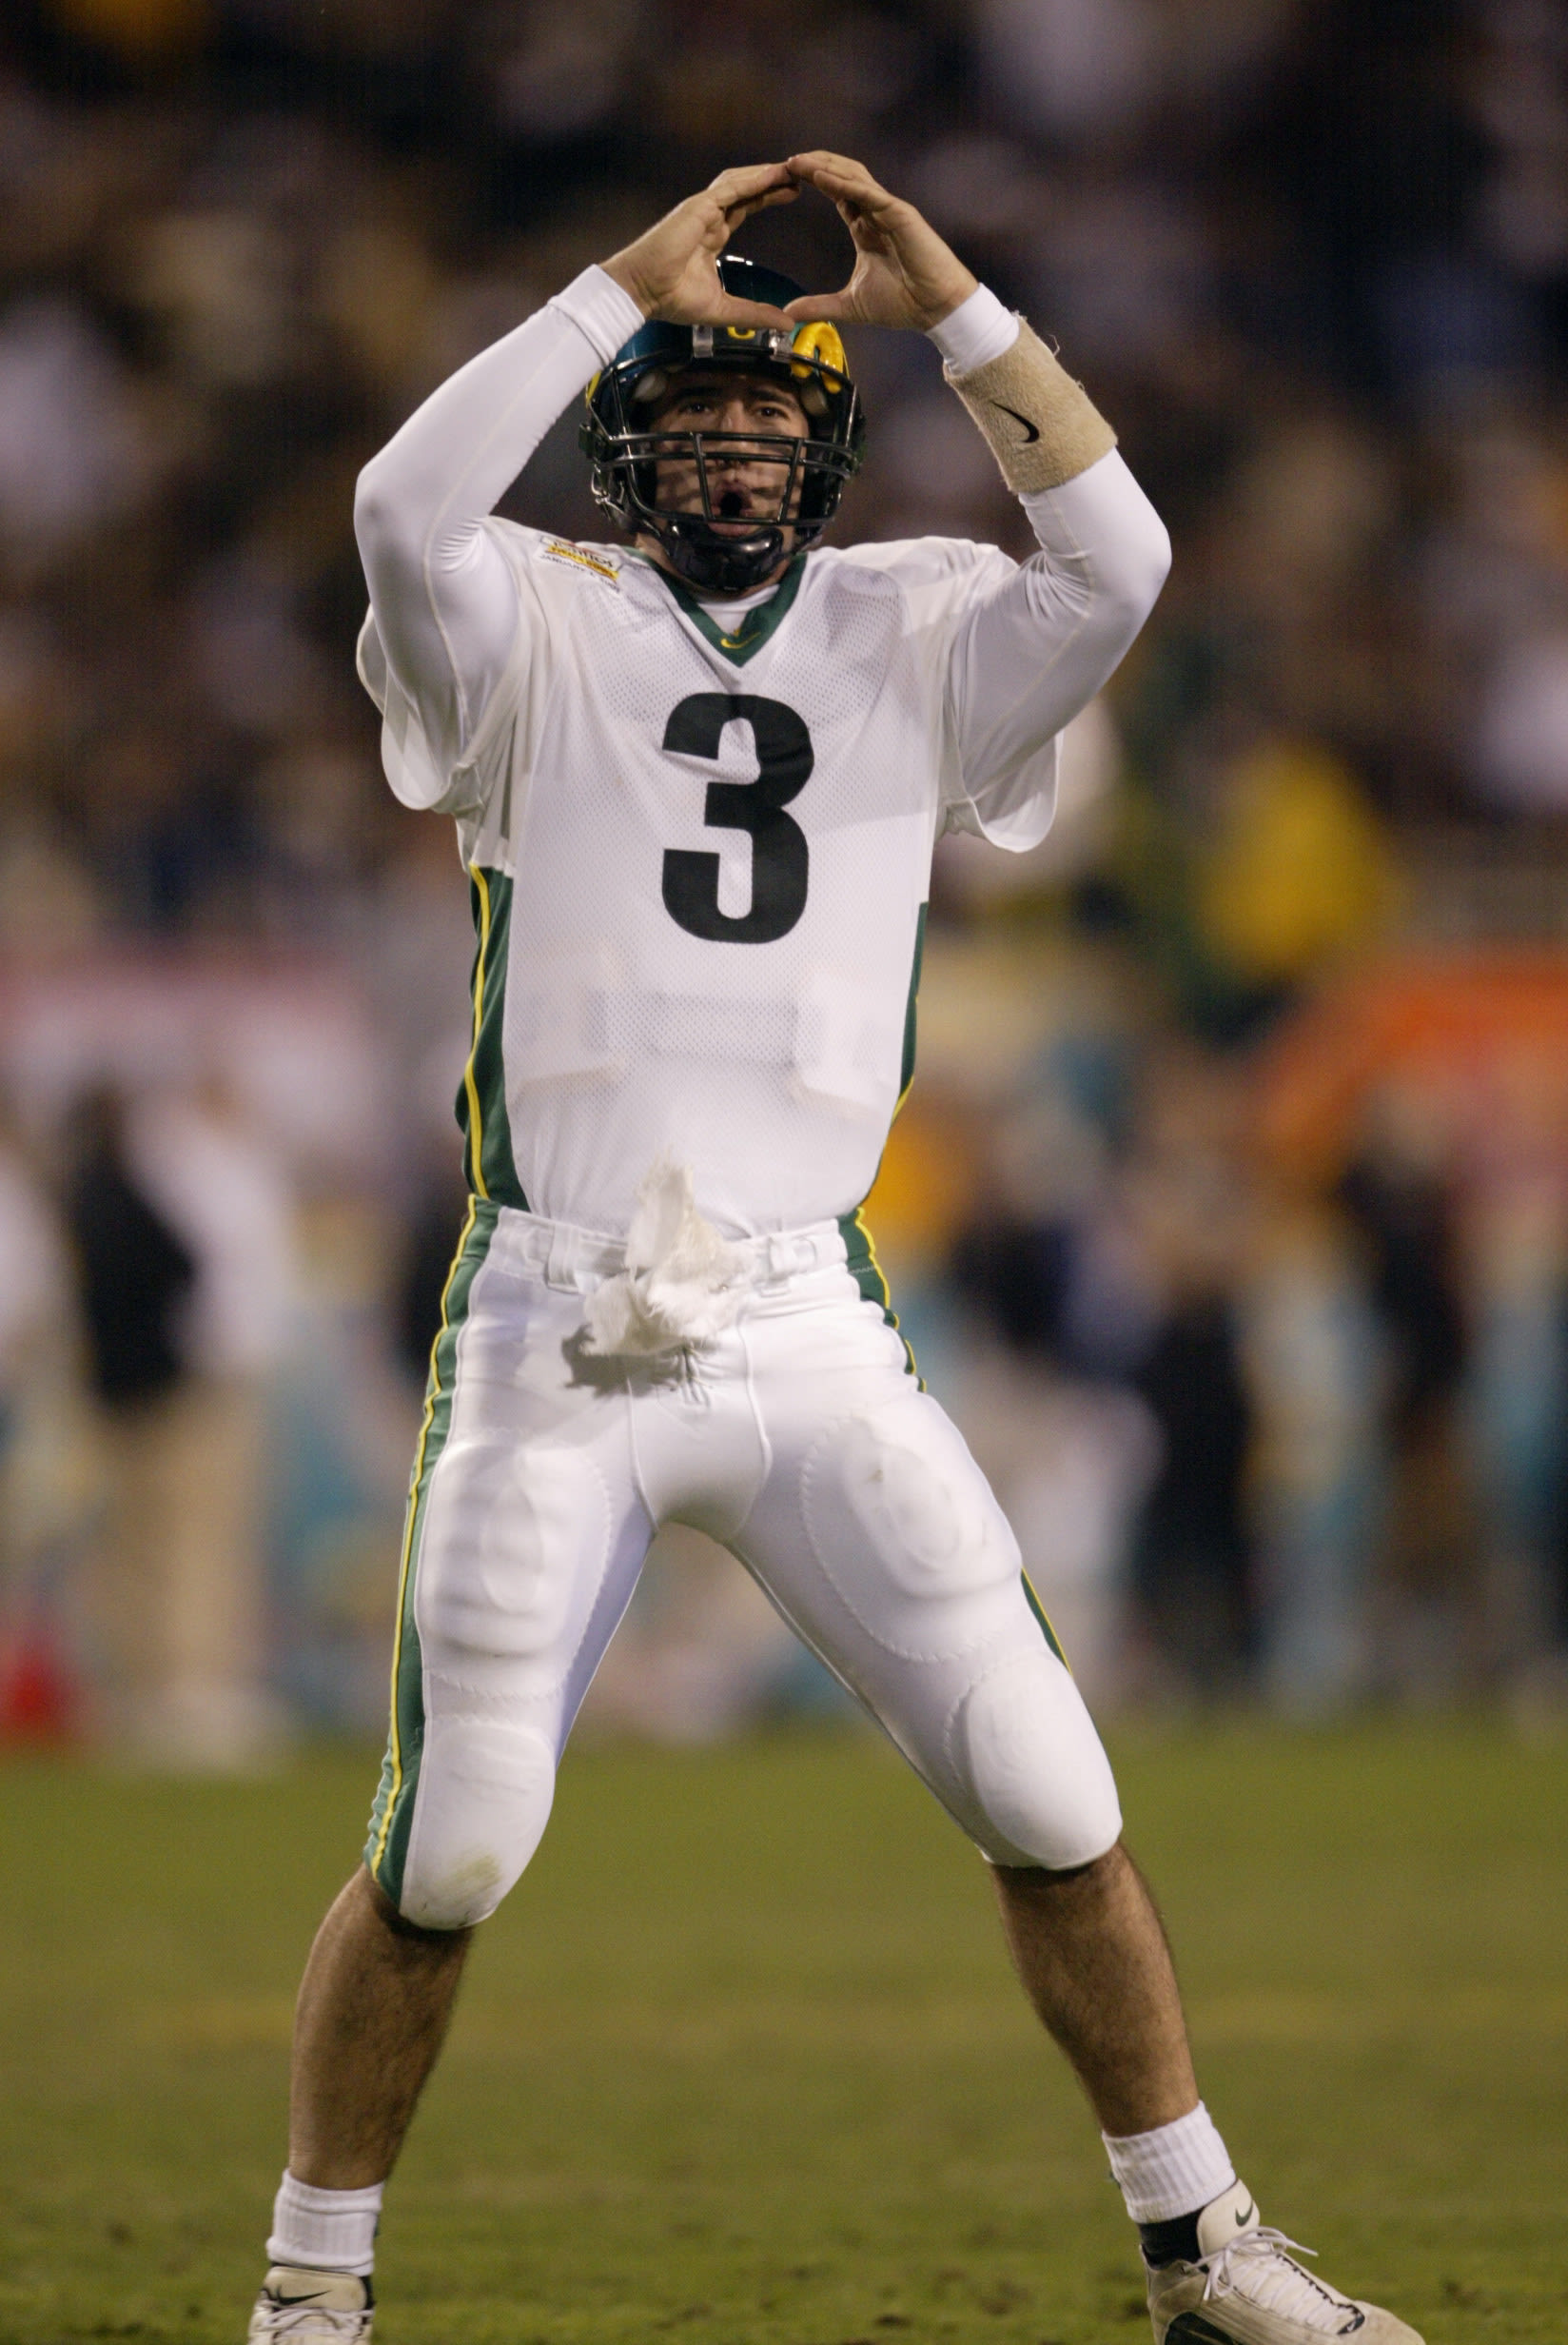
[[837, 1207, 922, 1387], [365, 1196, 499, 1906]]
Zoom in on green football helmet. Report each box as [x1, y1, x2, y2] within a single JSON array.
[[580, 256, 866, 594]]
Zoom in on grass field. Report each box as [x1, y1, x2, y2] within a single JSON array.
[[0, 1722, 1564, 2345]]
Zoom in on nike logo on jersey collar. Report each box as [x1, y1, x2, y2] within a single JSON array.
[[990, 401, 1040, 444]]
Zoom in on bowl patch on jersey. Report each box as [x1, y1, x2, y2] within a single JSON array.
[[539, 540, 621, 585]]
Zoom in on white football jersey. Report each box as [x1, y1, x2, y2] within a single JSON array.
[[360, 525, 1059, 1239]]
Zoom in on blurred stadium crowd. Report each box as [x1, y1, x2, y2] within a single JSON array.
[[4, 0, 1568, 1760]]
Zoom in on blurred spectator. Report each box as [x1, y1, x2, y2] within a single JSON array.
[[67, 1083, 194, 1414], [0, 1122, 71, 1425], [0, 297, 149, 563], [393, 1150, 469, 1384], [127, 1072, 297, 1764], [64, 1076, 294, 1765], [1118, 1049, 1259, 1700], [1467, 1176, 1568, 1680], [0, 1114, 79, 1739], [64, 1082, 196, 1749], [1127, 1289, 1255, 1701], [1341, 1081, 1476, 1701], [1243, 1192, 1382, 1713], [132, 1073, 295, 1385], [7, 0, 1568, 1736]]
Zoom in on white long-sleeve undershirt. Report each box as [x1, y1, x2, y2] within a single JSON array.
[[353, 267, 1171, 812]]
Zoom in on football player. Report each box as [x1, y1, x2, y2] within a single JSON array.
[[246, 157, 1421, 2345]]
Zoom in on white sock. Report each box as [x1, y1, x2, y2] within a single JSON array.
[[1102, 2102, 1236, 2223], [266, 2172, 383, 2278]]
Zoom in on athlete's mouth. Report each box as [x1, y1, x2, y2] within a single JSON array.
[[709, 486, 778, 535], [658, 474, 792, 534]]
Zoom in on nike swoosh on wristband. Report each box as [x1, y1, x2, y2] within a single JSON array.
[[991, 401, 1040, 443]]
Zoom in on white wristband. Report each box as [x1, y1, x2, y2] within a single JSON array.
[[549, 265, 647, 367], [928, 284, 1019, 376]]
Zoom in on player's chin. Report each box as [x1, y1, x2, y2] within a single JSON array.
[[713, 502, 802, 535]]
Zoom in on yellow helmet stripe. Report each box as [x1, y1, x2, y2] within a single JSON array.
[[790, 320, 847, 388]]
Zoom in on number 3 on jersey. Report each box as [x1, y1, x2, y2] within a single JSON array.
[[661, 693, 812, 944]]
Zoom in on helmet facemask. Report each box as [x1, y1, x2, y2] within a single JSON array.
[[580, 270, 865, 596], [621, 376, 815, 594]]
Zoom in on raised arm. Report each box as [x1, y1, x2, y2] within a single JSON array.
[[932, 286, 1170, 821], [353, 275, 637, 783], [354, 166, 799, 784], [785, 152, 1170, 832], [928, 290, 1162, 816]]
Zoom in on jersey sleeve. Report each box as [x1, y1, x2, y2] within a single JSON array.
[[876, 451, 1169, 852], [356, 522, 545, 820], [352, 266, 644, 823]]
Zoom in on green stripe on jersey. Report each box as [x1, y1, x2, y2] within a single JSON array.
[[896, 901, 928, 1113], [836, 905, 931, 1387], [366, 1196, 499, 1906], [644, 551, 807, 665], [458, 865, 527, 1210]]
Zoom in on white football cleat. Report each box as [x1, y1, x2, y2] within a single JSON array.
[[246, 2266, 373, 2342], [1146, 2179, 1423, 2345]]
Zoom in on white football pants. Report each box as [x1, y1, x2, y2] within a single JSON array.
[[365, 1200, 1123, 1927]]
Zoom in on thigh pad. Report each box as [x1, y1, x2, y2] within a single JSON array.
[[416, 1435, 613, 1698], [800, 1394, 1022, 1662]]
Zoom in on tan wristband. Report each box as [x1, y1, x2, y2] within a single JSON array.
[[946, 318, 1117, 495]]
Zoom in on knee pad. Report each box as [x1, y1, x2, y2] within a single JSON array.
[[954, 1646, 1122, 1870], [399, 1715, 555, 1928]]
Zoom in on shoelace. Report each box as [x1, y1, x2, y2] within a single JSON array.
[[1204, 2229, 1365, 2335]]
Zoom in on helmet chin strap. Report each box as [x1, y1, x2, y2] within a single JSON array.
[[654, 510, 791, 595]]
